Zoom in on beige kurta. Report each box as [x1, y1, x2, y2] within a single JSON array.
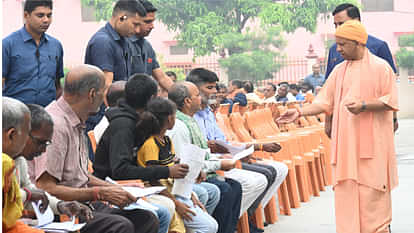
[[314, 48, 398, 232]]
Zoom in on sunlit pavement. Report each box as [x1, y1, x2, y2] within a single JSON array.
[[264, 119, 414, 233]]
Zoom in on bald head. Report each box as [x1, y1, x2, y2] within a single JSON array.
[[312, 63, 320, 75], [168, 81, 201, 114], [64, 65, 105, 96], [107, 81, 127, 107]]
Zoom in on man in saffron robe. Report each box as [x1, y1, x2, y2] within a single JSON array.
[[277, 20, 398, 233]]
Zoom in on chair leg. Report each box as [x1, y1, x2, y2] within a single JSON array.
[[307, 159, 320, 197], [277, 181, 291, 216], [252, 204, 264, 229], [264, 196, 278, 224], [286, 166, 301, 208], [238, 212, 250, 233], [318, 146, 328, 186], [295, 164, 309, 202], [312, 150, 325, 192]]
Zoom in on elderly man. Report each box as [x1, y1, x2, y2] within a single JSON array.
[[29, 65, 159, 233], [167, 82, 244, 233], [3, 97, 43, 233], [278, 20, 398, 233], [16, 104, 92, 221], [275, 84, 290, 102], [263, 83, 277, 103], [93, 80, 126, 144], [188, 68, 288, 232]]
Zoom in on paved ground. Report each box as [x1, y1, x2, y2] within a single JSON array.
[[265, 119, 414, 233]]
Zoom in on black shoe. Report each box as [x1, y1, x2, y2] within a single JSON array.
[[249, 223, 264, 233], [264, 222, 269, 227]]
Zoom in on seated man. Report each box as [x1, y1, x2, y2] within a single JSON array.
[[18, 104, 92, 220], [136, 97, 218, 233], [29, 65, 159, 233], [93, 74, 191, 233], [263, 83, 277, 103], [3, 97, 43, 233], [93, 80, 126, 144], [227, 79, 247, 112], [167, 82, 267, 233], [275, 84, 290, 102], [187, 68, 288, 230], [216, 83, 232, 106], [289, 84, 305, 101], [243, 80, 263, 104]]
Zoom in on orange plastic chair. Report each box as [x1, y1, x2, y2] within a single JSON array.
[[229, 112, 293, 215], [87, 131, 143, 186], [218, 103, 231, 115]]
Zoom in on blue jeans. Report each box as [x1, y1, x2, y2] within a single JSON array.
[[139, 202, 172, 233], [175, 196, 218, 233], [192, 182, 220, 215], [207, 177, 242, 233]]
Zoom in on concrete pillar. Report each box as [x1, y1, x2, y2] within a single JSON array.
[[305, 44, 318, 75]]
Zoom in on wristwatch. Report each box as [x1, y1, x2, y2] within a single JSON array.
[[361, 101, 366, 112]]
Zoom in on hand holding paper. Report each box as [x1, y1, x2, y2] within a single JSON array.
[[172, 144, 205, 198], [32, 201, 86, 231]]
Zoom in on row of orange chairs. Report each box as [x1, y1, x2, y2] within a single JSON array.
[[216, 102, 332, 233]]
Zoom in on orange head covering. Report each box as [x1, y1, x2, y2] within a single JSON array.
[[335, 20, 368, 44]]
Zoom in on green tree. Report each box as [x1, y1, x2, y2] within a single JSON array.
[[150, 0, 357, 81], [81, 0, 114, 21], [81, 0, 358, 81], [395, 34, 414, 70]]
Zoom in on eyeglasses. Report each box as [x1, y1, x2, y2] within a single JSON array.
[[29, 133, 52, 147]]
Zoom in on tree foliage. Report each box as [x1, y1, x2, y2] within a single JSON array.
[[81, 0, 358, 81], [81, 0, 114, 21], [396, 34, 414, 70]]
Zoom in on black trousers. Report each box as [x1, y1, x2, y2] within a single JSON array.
[[79, 202, 159, 233], [242, 162, 277, 217], [207, 177, 242, 233]]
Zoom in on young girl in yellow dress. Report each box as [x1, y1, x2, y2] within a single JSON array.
[[136, 97, 218, 233]]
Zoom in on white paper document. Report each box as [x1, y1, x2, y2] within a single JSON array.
[[32, 201, 86, 232], [122, 186, 166, 198], [215, 140, 246, 155], [172, 144, 205, 198], [120, 198, 159, 211], [231, 145, 254, 162]]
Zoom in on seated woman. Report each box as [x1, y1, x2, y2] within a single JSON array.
[[136, 97, 218, 233]]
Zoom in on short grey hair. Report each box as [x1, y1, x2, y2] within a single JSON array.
[[27, 104, 54, 131], [168, 83, 190, 110], [2, 97, 30, 131], [64, 69, 105, 95]]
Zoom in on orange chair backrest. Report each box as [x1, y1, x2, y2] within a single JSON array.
[[229, 112, 254, 142], [216, 113, 238, 142], [232, 102, 240, 113], [218, 104, 230, 115]]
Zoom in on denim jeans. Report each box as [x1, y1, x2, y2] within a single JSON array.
[[192, 182, 220, 215]]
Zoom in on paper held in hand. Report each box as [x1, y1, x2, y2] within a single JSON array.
[[32, 201, 86, 232], [215, 140, 246, 155], [231, 145, 254, 162], [172, 144, 205, 199]]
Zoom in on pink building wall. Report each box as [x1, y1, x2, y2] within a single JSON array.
[[3, 0, 413, 68]]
